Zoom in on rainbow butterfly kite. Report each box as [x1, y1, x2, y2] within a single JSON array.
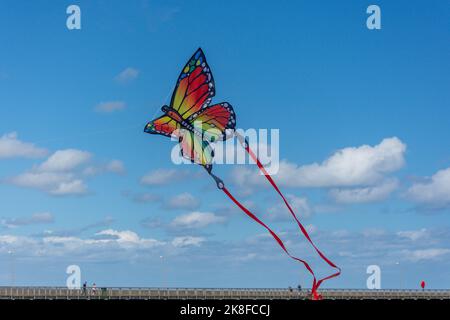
[[144, 48, 236, 175], [144, 48, 340, 300]]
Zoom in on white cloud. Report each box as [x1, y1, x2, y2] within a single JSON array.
[[0, 235, 21, 244], [11, 171, 72, 188], [1, 212, 54, 228], [83, 159, 126, 176], [329, 178, 399, 204], [10, 171, 87, 196], [406, 248, 450, 262], [7, 148, 122, 196], [267, 195, 312, 221], [397, 228, 429, 241], [0, 234, 36, 247], [0, 132, 47, 159], [96, 229, 141, 243], [114, 67, 139, 84], [8, 149, 91, 196], [172, 236, 205, 247], [50, 179, 87, 195], [170, 211, 225, 229], [82, 167, 98, 176], [141, 169, 190, 186], [0, 228, 208, 260], [38, 149, 91, 172], [165, 192, 200, 210], [1, 225, 450, 277], [232, 137, 406, 188], [37, 229, 165, 250], [94, 101, 126, 113], [40, 229, 165, 251], [406, 168, 450, 208]]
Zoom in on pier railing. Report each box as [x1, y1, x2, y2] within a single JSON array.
[[0, 287, 449, 300]]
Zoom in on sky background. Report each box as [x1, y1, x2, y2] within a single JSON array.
[[0, 0, 449, 289]]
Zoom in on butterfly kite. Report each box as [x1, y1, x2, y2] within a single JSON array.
[[144, 48, 340, 300]]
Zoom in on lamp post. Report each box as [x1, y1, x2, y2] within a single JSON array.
[[7, 250, 15, 287], [395, 261, 405, 289], [160, 255, 168, 288]]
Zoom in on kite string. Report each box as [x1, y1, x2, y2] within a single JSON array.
[[211, 133, 341, 299], [237, 132, 341, 297], [236, 133, 341, 288], [221, 186, 319, 297]]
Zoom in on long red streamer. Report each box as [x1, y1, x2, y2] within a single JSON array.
[[217, 136, 341, 300]]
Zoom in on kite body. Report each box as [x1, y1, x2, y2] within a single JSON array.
[[144, 48, 236, 171]]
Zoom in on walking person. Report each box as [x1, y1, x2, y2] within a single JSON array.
[[82, 281, 87, 296]]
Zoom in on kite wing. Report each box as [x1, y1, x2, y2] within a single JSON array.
[[170, 48, 215, 120], [144, 115, 181, 138], [188, 102, 236, 142]]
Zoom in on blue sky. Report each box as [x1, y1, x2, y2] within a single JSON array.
[[0, 0, 449, 289]]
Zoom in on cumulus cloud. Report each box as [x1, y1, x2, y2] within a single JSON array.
[[1, 212, 54, 228], [38, 149, 91, 172], [172, 236, 205, 247], [164, 192, 200, 210], [83, 159, 126, 176], [405, 248, 450, 262], [50, 179, 87, 195], [0, 235, 36, 247], [0, 228, 206, 262], [0, 132, 47, 159], [232, 137, 406, 189], [406, 168, 450, 209], [7, 148, 123, 196], [329, 178, 399, 204], [95, 229, 152, 245], [1, 225, 449, 282], [232, 226, 450, 270], [114, 67, 139, 84], [10, 171, 87, 196], [36, 229, 165, 251], [94, 101, 126, 113], [170, 212, 226, 229], [397, 228, 429, 241]]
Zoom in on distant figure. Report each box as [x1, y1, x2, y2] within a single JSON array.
[[288, 286, 293, 293], [298, 285, 302, 291], [82, 281, 87, 296], [92, 283, 97, 296], [421, 280, 426, 291]]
